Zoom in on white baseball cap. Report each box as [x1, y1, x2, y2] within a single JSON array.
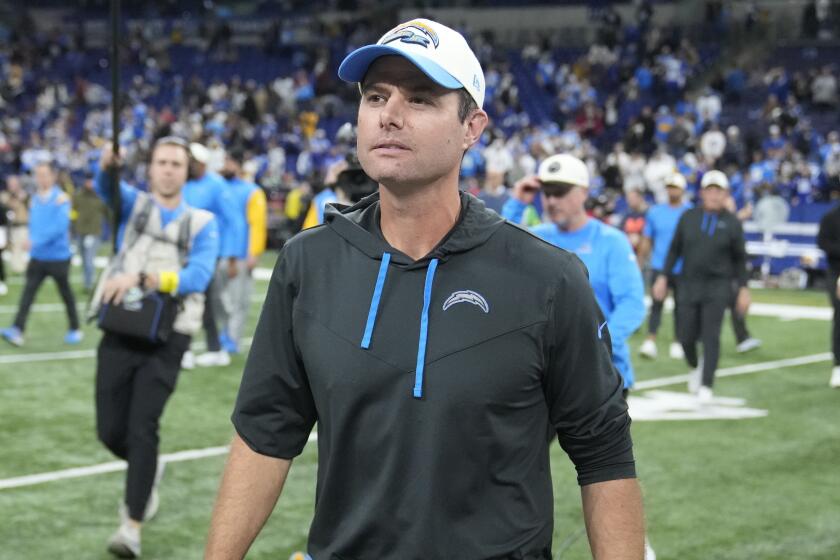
[[338, 18, 485, 108], [665, 172, 687, 190], [189, 142, 211, 164], [701, 169, 729, 190], [538, 154, 590, 188]]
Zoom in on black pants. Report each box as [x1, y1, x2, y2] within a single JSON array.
[[728, 281, 750, 344], [829, 271, 840, 365], [0, 247, 6, 281], [203, 271, 221, 352], [95, 331, 191, 521], [677, 290, 728, 388], [647, 270, 679, 338], [14, 258, 79, 331]]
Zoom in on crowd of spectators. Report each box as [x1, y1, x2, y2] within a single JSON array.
[[1, 1, 840, 236]]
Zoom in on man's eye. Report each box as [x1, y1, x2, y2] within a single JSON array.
[[366, 94, 384, 103], [410, 97, 429, 104]]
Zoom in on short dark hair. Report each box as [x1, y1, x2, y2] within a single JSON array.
[[151, 135, 190, 162], [457, 89, 478, 123]]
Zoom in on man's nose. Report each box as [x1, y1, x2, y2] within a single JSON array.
[[379, 96, 405, 129]]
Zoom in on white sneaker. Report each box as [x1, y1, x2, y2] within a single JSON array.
[[181, 350, 195, 370], [0, 281, 7, 296], [645, 537, 657, 560], [107, 522, 141, 558], [830, 366, 840, 388], [639, 339, 658, 359], [697, 385, 714, 404], [688, 359, 703, 394], [669, 342, 684, 360], [736, 338, 762, 353], [195, 350, 231, 367]]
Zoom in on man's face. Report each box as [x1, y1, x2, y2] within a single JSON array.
[[666, 185, 683, 203], [542, 184, 587, 227], [149, 144, 189, 199], [221, 157, 240, 180], [189, 159, 206, 178], [627, 190, 644, 211], [356, 56, 487, 191], [701, 185, 727, 211], [6, 176, 20, 192], [34, 165, 55, 190]]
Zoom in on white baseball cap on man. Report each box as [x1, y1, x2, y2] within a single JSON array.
[[665, 172, 687, 190], [537, 154, 590, 188], [189, 142, 211, 164], [701, 169, 729, 190], [338, 18, 485, 108]]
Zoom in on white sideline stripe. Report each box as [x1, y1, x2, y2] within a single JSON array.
[[0, 352, 831, 490], [0, 338, 252, 366], [0, 268, 273, 314], [643, 296, 831, 321], [634, 352, 832, 390], [0, 434, 318, 490]]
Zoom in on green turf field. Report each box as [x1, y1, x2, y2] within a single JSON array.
[[1, 258, 838, 559]]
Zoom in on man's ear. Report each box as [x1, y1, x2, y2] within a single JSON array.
[[462, 110, 489, 151]]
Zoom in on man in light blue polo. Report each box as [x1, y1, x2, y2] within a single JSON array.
[[502, 153, 647, 391], [1, 162, 82, 347], [638, 172, 691, 360]]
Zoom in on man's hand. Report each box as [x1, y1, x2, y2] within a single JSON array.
[[246, 255, 258, 272], [651, 275, 668, 302], [101, 273, 140, 305], [735, 286, 751, 316], [99, 144, 123, 171], [22, 238, 31, 252], [511, 175, 541, 206], [227, 257, 238, 279]]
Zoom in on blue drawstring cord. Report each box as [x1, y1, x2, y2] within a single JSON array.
[[413, 258, 438, 399], [359, 253, 439, 399], [701, 212, 709, 235], [708, 214, 717, 236], [360, 253, 391, 349]]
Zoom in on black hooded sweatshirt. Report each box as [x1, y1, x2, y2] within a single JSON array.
[[232, 192, 635, 560]]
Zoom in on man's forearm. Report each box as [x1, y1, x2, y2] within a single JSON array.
[[581, 478, 645, 560], [205, 433, 292, 560]]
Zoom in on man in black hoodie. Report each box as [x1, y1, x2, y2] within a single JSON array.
[[206, 18, 644, 560], [817, 203, 840, 388], [654, 169, 751, 402]]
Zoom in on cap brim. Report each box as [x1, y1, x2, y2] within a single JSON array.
[[338, 45, 462, 90]]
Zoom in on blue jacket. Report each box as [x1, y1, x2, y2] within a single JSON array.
[[29, 186, 72, 261], [223, 177, 257, 259], [502, 198, 646, 387], [183, 171, 239, 258], [644, 202, 690, 273], [94, 170, 219, 295]]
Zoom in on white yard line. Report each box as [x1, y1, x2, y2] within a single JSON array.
[[0, 434, 317, 490], [634, 352, 832, 390], [0, 338, 252, 366], [0, 351, 831, 490]]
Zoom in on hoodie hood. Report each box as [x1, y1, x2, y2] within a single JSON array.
[[324, 191, 505, 268], [323, 190, 505, 399]]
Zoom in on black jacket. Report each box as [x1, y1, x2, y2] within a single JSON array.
[[663, 206, 748, 299], [232, 192, 634, 559], [817, 204, 840, 275]]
